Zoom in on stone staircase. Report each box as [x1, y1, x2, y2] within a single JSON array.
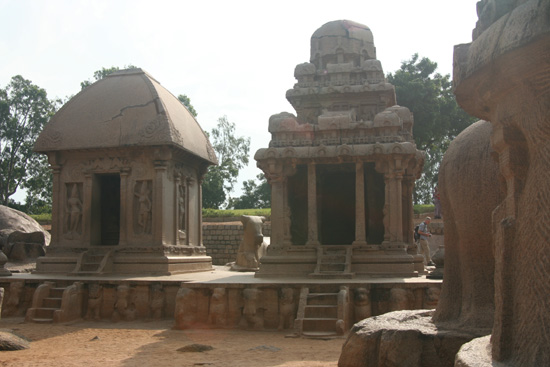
[[309, 246, 354, 279], [72, 249, 113, 275], [294, 286, 350, 338], [26, 281, 84, 323]]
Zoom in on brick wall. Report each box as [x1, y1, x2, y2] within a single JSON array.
[[203, 223, 271, 265]]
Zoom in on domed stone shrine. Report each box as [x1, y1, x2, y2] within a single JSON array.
[[255, 20, 424, 278], [34, 68, 217, 275]]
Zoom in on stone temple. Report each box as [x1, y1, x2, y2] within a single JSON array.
[[255, 20, 424, 278], [33, 69, 217, 275]]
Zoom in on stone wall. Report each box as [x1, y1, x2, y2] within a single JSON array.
[[203, 223, 271, 265]]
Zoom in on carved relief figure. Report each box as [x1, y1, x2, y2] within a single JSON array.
[[353, 287, 372, 322], [174, 287, 197, 329], [241, 288, 264, 330], [424, 287, 440, 309], [134, 181, 152, 234], [3, 281, 24, 317], [66, 183, 82, 239], [150, 284, 165, 320], [112, 284, 131, 322], [208, 288, 227, 327], [178, 185, 187, 241], [278, 288, 295, 331], [85, 283, 103, 321]]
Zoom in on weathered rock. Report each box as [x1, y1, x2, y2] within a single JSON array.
[[0, 205, 50, 262], [452, 0, 550, 365], [0, 329, 31, 351], [338, 310, 484, 367]]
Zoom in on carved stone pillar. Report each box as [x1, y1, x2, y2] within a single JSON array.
[[270, 174, 285, 249], [353, 161, 367, 246], [306, 162, 320, 246], [153, 160, 167, 246], [82, 172, 92, 244], [119, 168, 130, 246], [50, 164, 62, 245]]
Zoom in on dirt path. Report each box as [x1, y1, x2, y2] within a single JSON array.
[[0, 318, 344, 367]]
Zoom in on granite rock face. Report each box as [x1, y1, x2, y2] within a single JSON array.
[[338, 310, 484, 367], [0, 205, 50, 261]]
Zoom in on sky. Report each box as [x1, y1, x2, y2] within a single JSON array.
[[1, 0, 480, 203]]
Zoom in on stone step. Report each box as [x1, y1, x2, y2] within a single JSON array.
[[320, 255, 346, 263], [42, 297, 62, 308], [319, 263, 346, 272], [304, 304, 338, 318], [306, 293, 338, 305], [33, 307, 57, 319], [49, 288, 65, 298], [32, 318, 54, 324], [309, 272, 355, 279], [81, 263, 101, 271]]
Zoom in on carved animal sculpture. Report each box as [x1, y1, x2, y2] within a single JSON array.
[[433, 120, 503, 330], [353, 287, 371, 322], [278, 288, 295, 330], [85, 283, 103, 321], [112, 284, 130, 322], [208, 288, 227, 327], [241, 288, 264, 330], [232, 216, 268, 271]]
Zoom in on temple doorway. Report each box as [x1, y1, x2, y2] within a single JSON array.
[[318, 164, 355, 245], [92, 174, 120, 246]]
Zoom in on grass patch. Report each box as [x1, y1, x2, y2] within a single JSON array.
[[413, 204, 434, 215], [30, 213, 52, 224], [202, 208, 271, 218]]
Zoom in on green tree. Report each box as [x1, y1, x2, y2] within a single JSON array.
[[230, 173, 271, 209], [80, 65, 138, 90], [202, 116, 250, 209], [387, 54, 476, 203], [177, 94, 198, 118], [0, 75, 58, 207]]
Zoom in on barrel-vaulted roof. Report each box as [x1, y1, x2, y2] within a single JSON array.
[[35, 68, 217, 165]]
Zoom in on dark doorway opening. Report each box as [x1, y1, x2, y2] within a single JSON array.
[[96, 174, 120, 246], [318, 164, 355, 245]]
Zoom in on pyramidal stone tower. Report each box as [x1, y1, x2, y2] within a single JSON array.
[[255, 20, 424, 278]]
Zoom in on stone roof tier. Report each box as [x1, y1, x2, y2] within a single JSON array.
[[34, 68, 217, 165]]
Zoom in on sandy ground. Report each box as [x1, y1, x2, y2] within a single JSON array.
[[0, 317, 345, 367]]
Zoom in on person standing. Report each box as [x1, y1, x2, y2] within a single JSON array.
[[418, 216, 434, 266]]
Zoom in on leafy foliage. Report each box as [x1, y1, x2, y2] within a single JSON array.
[[0, 75, 58, 208], [387, 54, 476, 203], [202, 116, 250, 209], [230, 173, 271, 209], [80, 65, 138, 90], [177, 94, 198, 117]]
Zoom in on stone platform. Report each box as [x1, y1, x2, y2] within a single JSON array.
[[0, 267, 441, 335]]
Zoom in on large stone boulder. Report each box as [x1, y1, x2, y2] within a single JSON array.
[[0, 329, 31, 351], [338, 310, 484, 367], [0, 205, 50, 261]]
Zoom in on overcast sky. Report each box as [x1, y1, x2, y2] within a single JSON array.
[[1, 0, 480, 202]]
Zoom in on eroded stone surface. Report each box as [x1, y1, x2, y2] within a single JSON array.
[[452, 0, 550, 365], [339, 310, 484, 367]]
